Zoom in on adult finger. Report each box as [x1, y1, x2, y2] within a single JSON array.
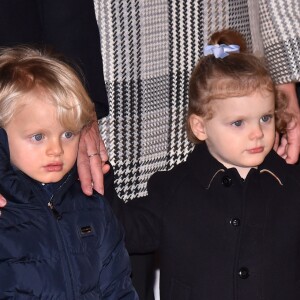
[[0, 194, 7, 208]]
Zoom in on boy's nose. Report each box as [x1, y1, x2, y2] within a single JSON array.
[[47, 139, 63, 156]]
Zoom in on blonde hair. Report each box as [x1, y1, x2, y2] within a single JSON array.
[[187, 29, 291, 144], [0, 47, 95, 132]]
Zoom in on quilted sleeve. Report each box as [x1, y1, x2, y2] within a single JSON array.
[[99, 199, 138, 299], [0, 128, 32, 203], [0, 128, 16, 199]]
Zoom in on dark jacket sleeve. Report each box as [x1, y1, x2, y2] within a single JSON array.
[[0, 128, 12, 199], [0, 129, 32, 203], [104, 166, 162, 254], [99, 198, 138, 299], [0, 0, 108, 119]]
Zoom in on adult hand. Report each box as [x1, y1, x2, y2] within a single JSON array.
[[0, 194, 6, 208], [275, 83, 300, 164], [77, 119, 110, 196]]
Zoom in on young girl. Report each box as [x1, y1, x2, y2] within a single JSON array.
[[107, 29, 300, 299], [0, 47, 137, 299]]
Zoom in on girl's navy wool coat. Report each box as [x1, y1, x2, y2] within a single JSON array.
[[109, 143, 300, 300]]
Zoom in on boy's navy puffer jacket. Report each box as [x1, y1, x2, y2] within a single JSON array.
[[0, 129, 138, 299]]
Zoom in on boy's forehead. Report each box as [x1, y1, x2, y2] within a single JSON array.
[[14, 90, 55, 117], [18, 89, 61, 114]]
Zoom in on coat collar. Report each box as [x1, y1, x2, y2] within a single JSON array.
[[187, 143, 287, 189]]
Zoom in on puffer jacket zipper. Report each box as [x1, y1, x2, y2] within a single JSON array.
[[48, 198, 76, 299], [46, 174, 77, 300], [23, 172, 78, 299], [48, 200, 62, 220]]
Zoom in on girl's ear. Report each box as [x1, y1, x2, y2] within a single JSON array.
[[189, 114, 208, 141]]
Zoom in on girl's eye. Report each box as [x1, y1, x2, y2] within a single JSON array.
[[261, 115, 273, 123], [63, 131, 74, 139], [231, 120, 243, 127], [31, 133, 44, 142]]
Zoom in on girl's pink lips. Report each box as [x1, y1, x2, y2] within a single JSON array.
[[44, 163, 63, 172], [247, 147, 264, 154]]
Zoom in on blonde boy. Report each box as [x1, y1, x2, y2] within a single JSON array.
[[0, 47, 137, 299]]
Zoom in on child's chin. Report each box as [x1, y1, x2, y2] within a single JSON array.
[[32, 173, 67, 184], [249, 152, 269, 164]]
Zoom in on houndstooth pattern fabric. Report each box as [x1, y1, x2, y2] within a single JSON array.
[[259, 0, 300, 84], [93, 0, 299, 201]]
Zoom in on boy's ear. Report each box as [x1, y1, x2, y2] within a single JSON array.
[[189, 114, 208, 141]]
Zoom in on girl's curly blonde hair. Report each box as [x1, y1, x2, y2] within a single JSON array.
[[187, 29, 291, 144]]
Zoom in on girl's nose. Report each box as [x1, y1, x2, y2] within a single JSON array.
[[249, 124, 264, 140]]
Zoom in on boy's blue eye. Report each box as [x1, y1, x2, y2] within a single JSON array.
[[231, 120, 243, 127], [32, 133, 44, 141], [63, 131, 74, 139]]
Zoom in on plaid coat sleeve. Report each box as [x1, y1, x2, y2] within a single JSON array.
[[259, 0, 300, 84]]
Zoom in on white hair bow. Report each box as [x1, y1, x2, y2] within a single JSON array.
[[203, 44, 240, 58]]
